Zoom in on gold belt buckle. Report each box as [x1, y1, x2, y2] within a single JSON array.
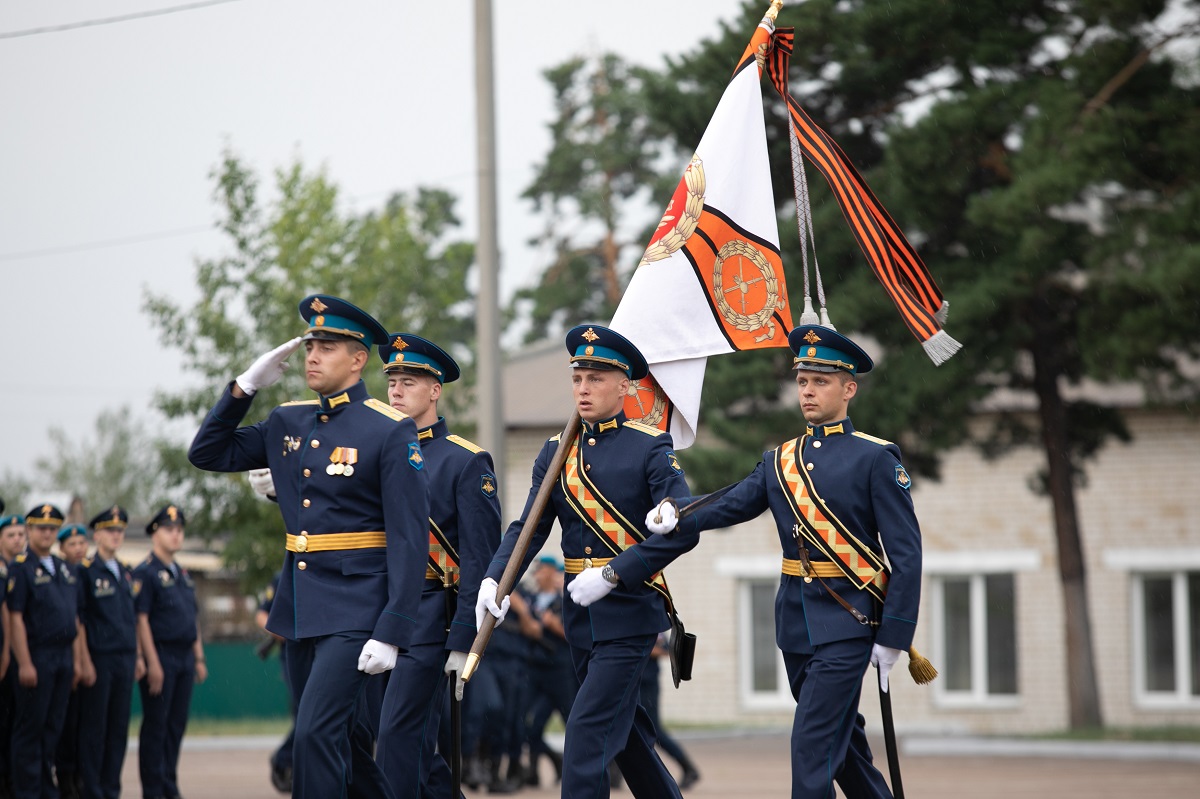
[[296, 535, 308, 553], [583, 557, 593, 569]]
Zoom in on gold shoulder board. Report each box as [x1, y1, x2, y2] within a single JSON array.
[[623, 420, 666, 437], [549, 433, 562, 443], [15, 553, 27, 563], [852, 431, 893, 446], [82, 558, 93, 568], [446, 434, 484, 454], [365, 398, 410, 421], [280, 399, 320, 407]]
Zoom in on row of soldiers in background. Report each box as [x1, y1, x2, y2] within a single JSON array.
[[0, 499, 205, 799], [187, 294, 704, 798]]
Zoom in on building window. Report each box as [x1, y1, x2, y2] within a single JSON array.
[[736, 579, 792, 709], [1133, 571, 1200, 706], [932, 572, 1019, 705]]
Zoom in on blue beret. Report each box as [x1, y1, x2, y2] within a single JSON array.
[[565, 325, 649, 380], [57, 524, 88, 542], [788, 325, 873, 375], [299, 295, 389, 347], [0, 514, 24, 529], [379, 334, 461, 384]]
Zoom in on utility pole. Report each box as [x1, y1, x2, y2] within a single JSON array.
[[474, 0, 504, 473]]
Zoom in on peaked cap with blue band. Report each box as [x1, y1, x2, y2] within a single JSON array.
[[26, 503, 66, 527], [57, 523, 88, 542], [379, 333, 461, 384], [146, 503, 186, 535], [788, 324, 873, 375], [299, 294, 389, 348], [90, 505, 129, 530], [565, 324, 648, 380]]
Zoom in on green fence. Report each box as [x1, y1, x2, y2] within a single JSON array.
[[130, 640, 291, 720]]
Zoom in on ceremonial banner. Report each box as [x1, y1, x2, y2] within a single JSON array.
[[611, 17, 793, 447]]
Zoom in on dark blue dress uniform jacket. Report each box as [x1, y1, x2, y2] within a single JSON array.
[[680, 418, 922, 653], [486, 412, 698, 650], [79, 558, 137, 654], [8, 553, 79, 646], [188, 380, 430, 649], [133, 553, 198, 645], [413, 418, 501, 652]]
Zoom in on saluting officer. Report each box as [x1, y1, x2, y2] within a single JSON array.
[[77, 506, 140, 799], [187, 295, 430, 799], [476, 325, 698, 799], [134, 504, 207, 799], [648, 324, 923, 799], [371, 333, 502, 799], [8, 504, 80, 799], [54, 523, 92, 799]]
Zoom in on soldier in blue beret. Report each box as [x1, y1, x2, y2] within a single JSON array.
[[133, 504, 205, 799], [188, 294, 430, 799], [76, 505, 139, 799], [476, 324, 699, 799], [363, 332, 503, 798], [53, 524, 91, 799], [8, 504, 80, 799], [648, 323, 923, 799]]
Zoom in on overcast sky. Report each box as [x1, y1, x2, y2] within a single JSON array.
[[0, 0, 745, 482]]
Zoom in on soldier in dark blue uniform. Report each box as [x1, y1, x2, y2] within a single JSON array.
[[187, 295, 430, 799], [648, 324, 923, 799], [0, 510, 20, 799], [253, 570, 296, 794], [54, 523, 91, 799], [134, 504, 206, 799], [7, 504, 79, 799], [368, 332, 502, 799], [77, 506, 139, 799], [476, 324, 699, 799]]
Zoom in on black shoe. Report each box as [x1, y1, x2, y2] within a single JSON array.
[[270, 760, 293, 793], [680, 766, 701, 790]]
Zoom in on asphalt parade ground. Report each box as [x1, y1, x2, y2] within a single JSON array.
[[120, 730, 1200, 797]]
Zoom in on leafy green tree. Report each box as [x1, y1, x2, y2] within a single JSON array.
[[642, 0, 1200, 728], [145, 150, 475, 590], [515, 54, 667, 340]]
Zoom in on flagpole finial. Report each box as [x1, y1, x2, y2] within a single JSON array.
[[765, 1, 784, 23]]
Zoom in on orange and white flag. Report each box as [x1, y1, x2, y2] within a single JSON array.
[[611, 15, 792, 448]]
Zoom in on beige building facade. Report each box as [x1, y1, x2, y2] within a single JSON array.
[[499, 343, 1200, 734]]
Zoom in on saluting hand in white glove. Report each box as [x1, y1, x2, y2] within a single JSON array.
[[236, 337, 303, 395]]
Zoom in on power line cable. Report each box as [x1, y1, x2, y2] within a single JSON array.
[[0, 225, 214, 262], [0, 0, 244, 40]]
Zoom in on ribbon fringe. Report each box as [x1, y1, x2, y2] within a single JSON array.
[[921, 330, 962, 365]]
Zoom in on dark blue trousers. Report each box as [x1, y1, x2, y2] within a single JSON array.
[[783, 639, 892, 799], [138, 643, 194, 799], [564, 636, 681, 799], [287, 633, 393, 799], [376, 640, 457, 799], [79, 651, 136, 799], [11, 644, 73, 799]]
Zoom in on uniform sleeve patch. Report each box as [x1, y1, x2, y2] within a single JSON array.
[[481, 473, 498, 498], [667, 451, 683, 474], [895, 465, 912, 490], [132, 579, 142, 597], [408, 442, 425, 470]]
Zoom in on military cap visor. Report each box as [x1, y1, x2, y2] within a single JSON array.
[[26, 504, 66, 527], [379, 333, 461, 384], [565, 324, 649, 381], [90, 505, 129, 530], [788, 325, 873, 376], [299, 294, 389, 347]]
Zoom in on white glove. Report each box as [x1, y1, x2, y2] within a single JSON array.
[[444, 650, 468, 701], [248, 468, 276, 499], [357, 639, 398, 675], [871, 643, 902, 693], [645, 499, 678, 534], [566, 567, 617, 607], [236, 337, 303, 395], [474, 577, 510, 629]]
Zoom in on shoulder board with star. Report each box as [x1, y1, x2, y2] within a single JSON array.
[[623, 420, 666, 437], [364, 398, 410, 421], [280, 399, 320, 407], [852, 431, 893, 446], [15, 553, 27, 563], [446, 434, 484, 454]]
